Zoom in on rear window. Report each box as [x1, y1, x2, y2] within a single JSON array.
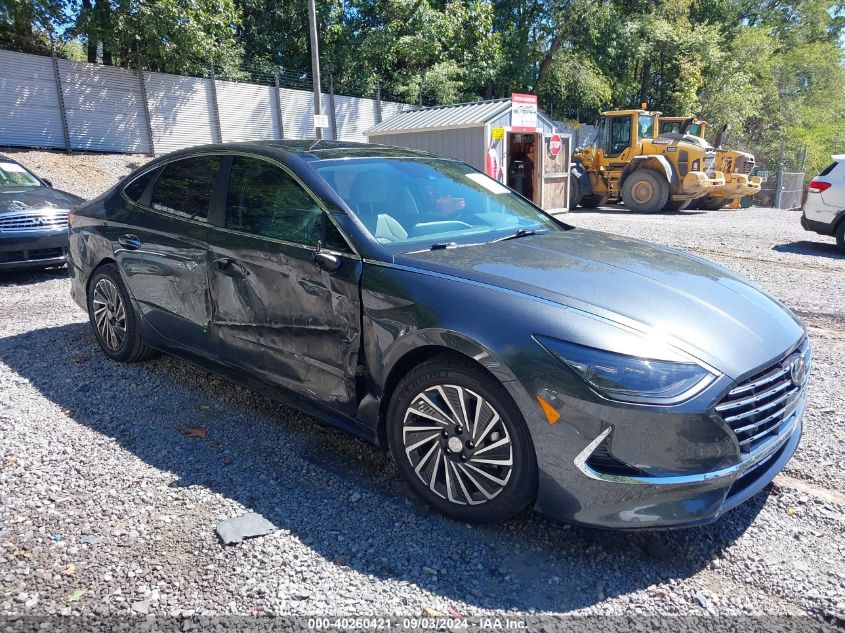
[[151, 156, 221, 221], [818, 162, 838, 177]]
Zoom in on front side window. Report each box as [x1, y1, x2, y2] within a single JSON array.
[[0, 161, 42, 188], [608, 116, 632, 156], [315, 157, 562, 251], [151, 156, 221, 221], [226, 156, 322, 246]]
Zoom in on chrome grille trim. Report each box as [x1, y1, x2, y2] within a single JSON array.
[[717, 338, 810, 454], [0, 211, 69, 232]]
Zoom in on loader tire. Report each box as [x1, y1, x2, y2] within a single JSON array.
[[579, 193, 609, 209], [695, 196, 728, 211], [663, 199, 691, 212], [569, 175, 583, 209], [621, 170, 669, 213]]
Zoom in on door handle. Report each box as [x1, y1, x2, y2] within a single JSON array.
[[213, 257, 249, 278], [118, 234, 142, 250]]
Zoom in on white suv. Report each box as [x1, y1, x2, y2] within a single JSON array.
[[801, 154, 845, 252]]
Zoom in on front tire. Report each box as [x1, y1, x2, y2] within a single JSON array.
[[86, 263, 157, 363], [387, 355, 538, 523], [621, 170, 669, 213]]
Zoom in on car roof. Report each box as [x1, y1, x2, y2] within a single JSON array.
[[151, 140, 450, 164]]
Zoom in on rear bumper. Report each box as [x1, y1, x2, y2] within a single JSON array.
[[0, 229, 68, 270], [801, 213, 834, 236]]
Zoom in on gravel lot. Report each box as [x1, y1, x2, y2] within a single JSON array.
[[0, 151, 843, 627]]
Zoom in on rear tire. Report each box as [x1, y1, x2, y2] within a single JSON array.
[[695, 196, 728, 211], [579, 193, 609, 209], [663, 199, 691, 212], [86, 263, 157, 363], [387, 354, 538, 524], [569, 173, 582, 209], [836, 221, 845, 254], [621, 169, 669, 213]]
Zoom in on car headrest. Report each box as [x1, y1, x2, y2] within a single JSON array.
[[349, 170, 391, 204]]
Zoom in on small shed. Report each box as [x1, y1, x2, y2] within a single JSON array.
[[365, 97, 572, 212]]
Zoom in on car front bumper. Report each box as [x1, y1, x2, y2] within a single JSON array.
[[0, 228, 69, 270], [507, 359, 805, 530]]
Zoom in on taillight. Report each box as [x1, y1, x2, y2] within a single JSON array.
[[808, 180, 832, 193]]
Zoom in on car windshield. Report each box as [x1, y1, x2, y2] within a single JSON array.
[[314, 157, 562, 250], [0, 161, 41, 188]]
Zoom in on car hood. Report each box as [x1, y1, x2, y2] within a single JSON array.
[[0, 187, 83, 214], [398, 229, 804, 379]]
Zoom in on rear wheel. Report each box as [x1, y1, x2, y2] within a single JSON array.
[[387, 354, 538, 523], [695, 196, 728, 211], [579, 193, 609, 209], [663, 199, 691, 212], [836, 221, 845, 254], [621, 169, 669, 213], [569, 173, 582, 209], [86, 264, 157, 363]]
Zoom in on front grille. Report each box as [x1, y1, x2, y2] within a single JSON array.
[[0, 211, 69, 232], [715, 339, 810, 454], [735, 156, 755, 175]]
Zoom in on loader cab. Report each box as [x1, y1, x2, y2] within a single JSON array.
[[594, 110, 658, 159], [659, 117, 708, 139]]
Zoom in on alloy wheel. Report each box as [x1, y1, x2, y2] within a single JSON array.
[[92, 278, 127, 351], [402, 384, 513, 506]]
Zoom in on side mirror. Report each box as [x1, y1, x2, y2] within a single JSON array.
[[313, 251, 340, 273], [41, 178, 53, 188]]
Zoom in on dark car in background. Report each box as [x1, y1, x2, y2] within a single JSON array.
[[67, 140, 809, 529], [0, 155, 83, 271]]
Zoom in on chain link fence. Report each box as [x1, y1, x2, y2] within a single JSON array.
[[757, 170, 805, 209]]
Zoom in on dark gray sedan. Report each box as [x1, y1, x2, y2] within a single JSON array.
[[0, 155, 83, 270], [67, 141, 809, 529]]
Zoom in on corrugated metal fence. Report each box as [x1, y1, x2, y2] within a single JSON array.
[[0, 49, 407, 155]]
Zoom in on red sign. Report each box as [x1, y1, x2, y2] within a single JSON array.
[[548, 134, 562, 156], [511, 93, 537, 132]]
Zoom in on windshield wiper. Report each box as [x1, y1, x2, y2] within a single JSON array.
[[488, 228, 538, 244]]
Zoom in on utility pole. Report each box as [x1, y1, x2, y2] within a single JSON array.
[[307, 0, 323, 140]]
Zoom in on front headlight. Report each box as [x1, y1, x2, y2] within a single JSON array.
[[536, 336, 715, 404]]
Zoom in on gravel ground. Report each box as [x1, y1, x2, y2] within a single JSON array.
[[0, 152, 843, 627]]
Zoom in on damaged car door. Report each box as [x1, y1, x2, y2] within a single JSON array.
[[207, 154, 362, 415]]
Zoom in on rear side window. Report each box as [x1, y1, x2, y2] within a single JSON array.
[[818, 162, 838, 177], [124, 169, 157, 203], [226, 156, 322, 245], [151, 156, 221, 221]]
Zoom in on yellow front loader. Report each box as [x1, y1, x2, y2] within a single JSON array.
[[658, 117, 762, 210], [570, 109, 725, 213]]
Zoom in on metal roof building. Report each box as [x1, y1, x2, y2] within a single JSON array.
[[365, 98, 570, 212], [365, 99, 557, 172]]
